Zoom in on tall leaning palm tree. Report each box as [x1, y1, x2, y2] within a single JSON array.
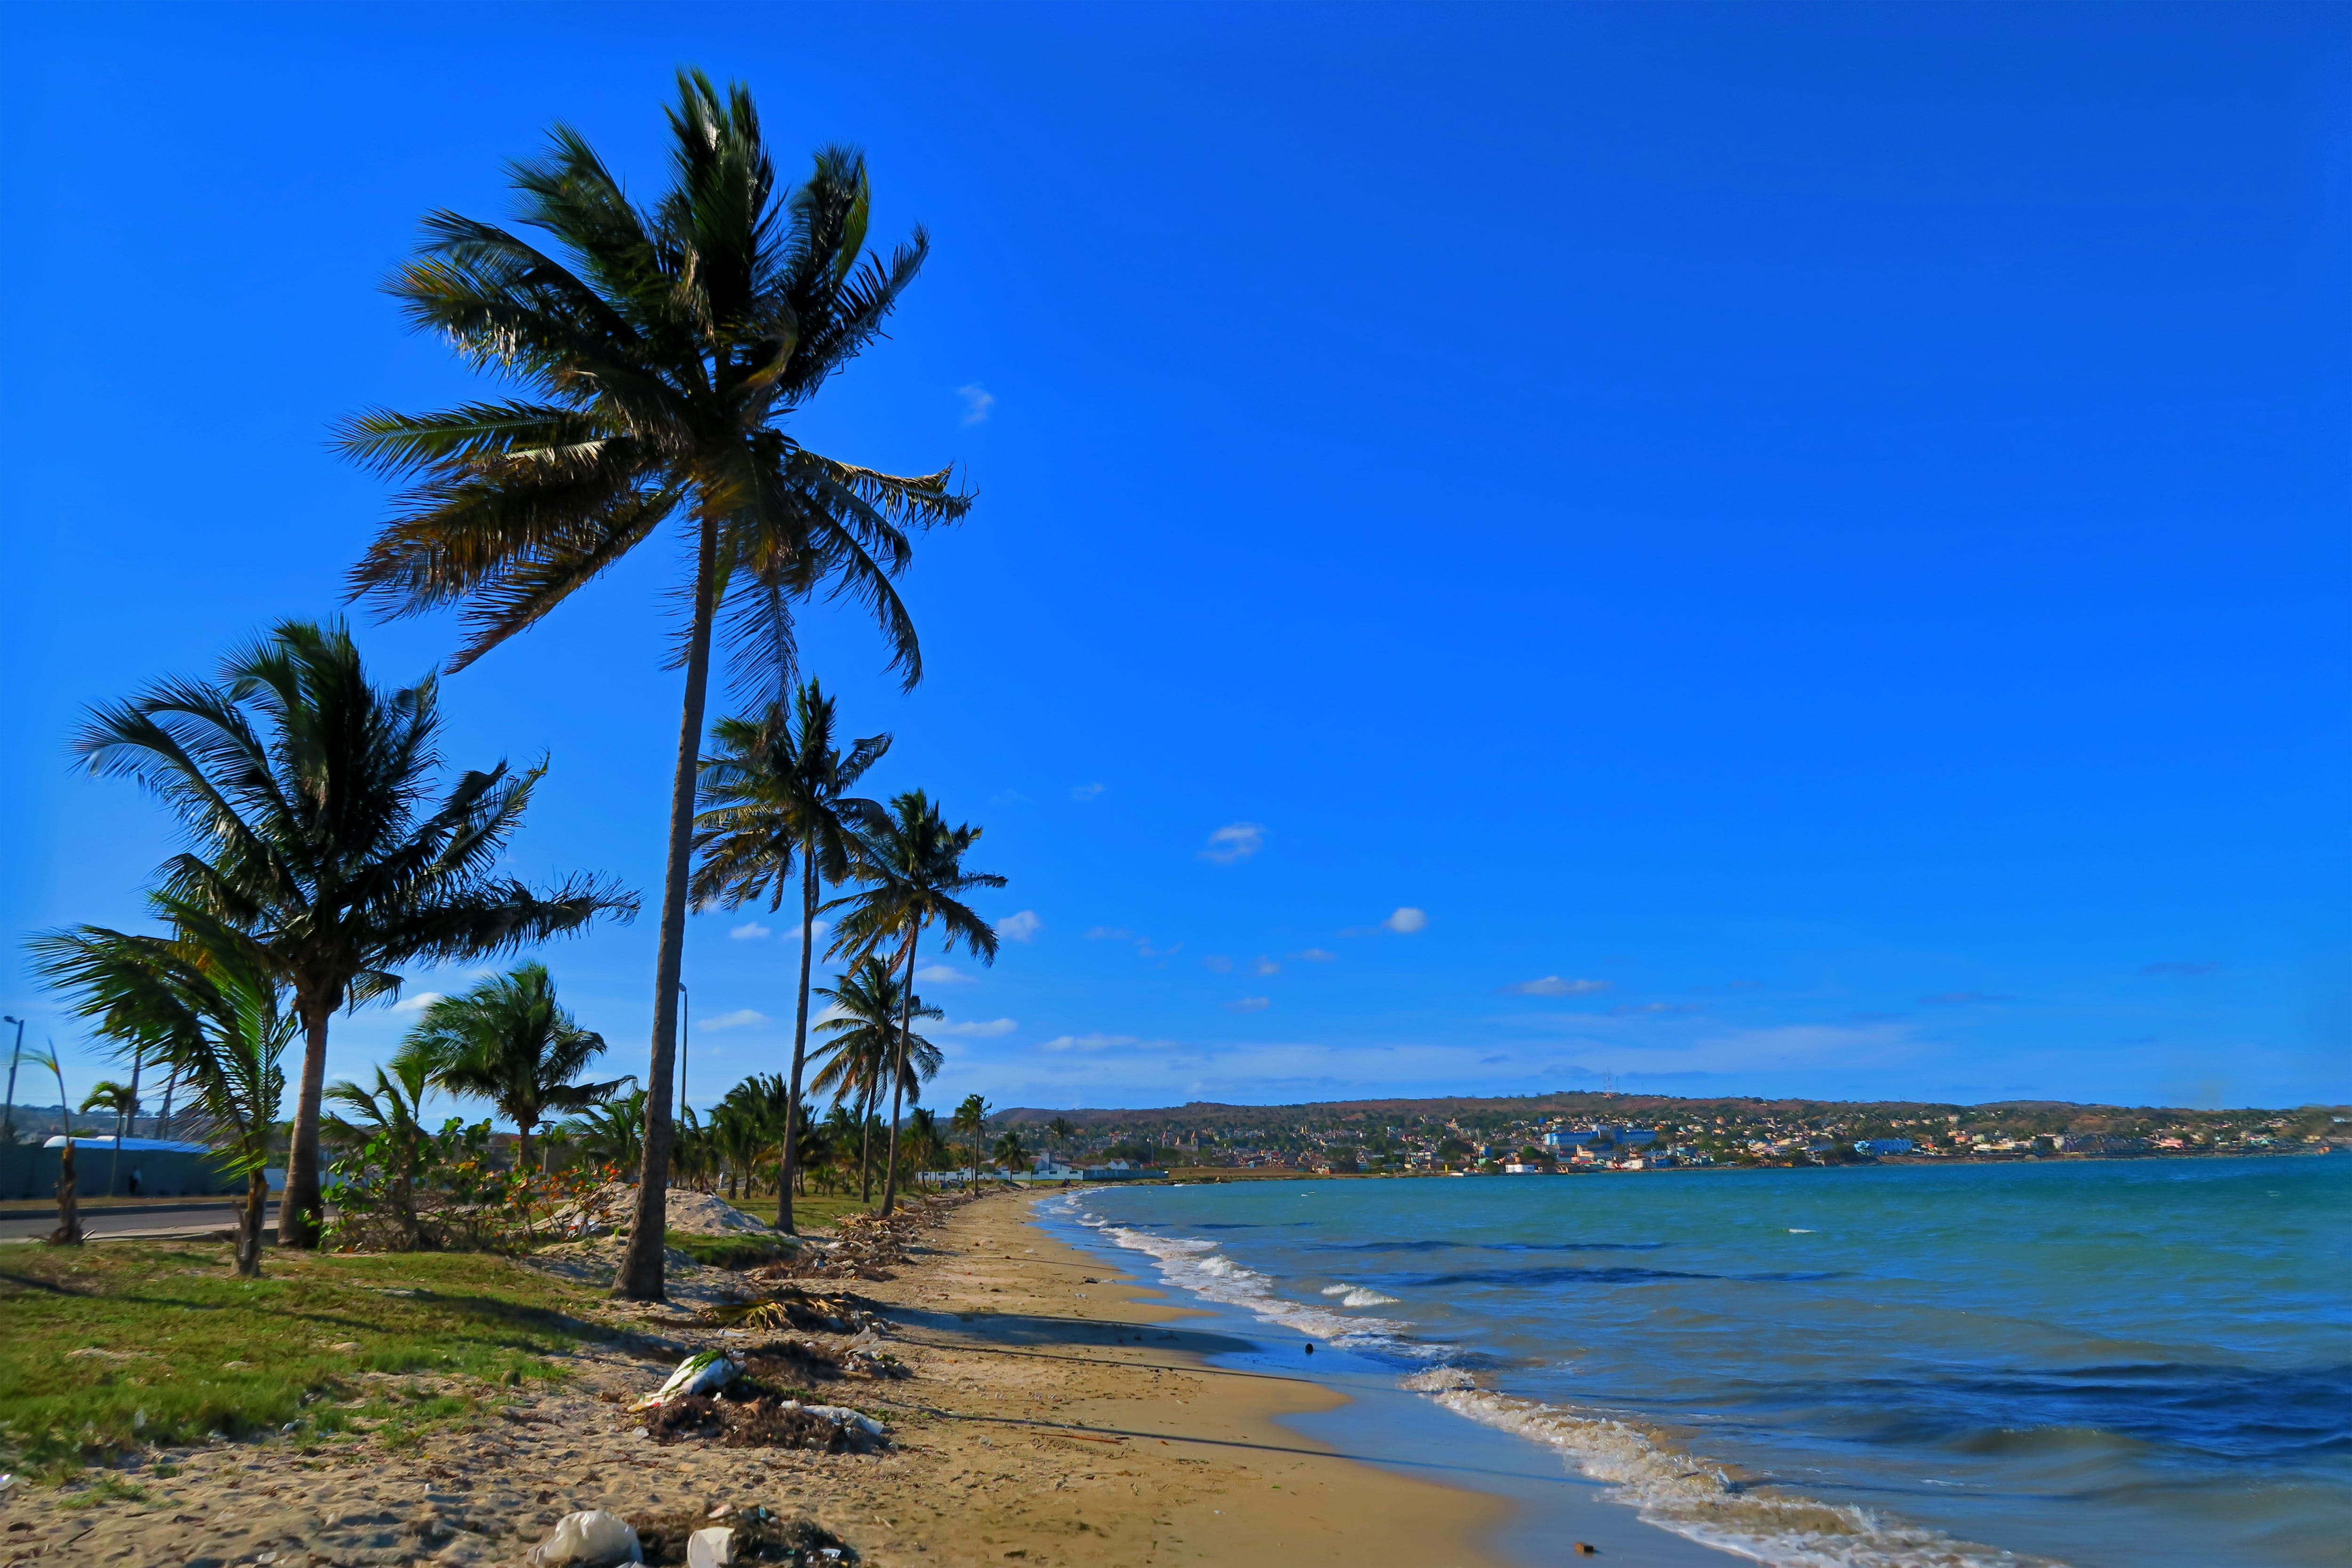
[[829, 791, 1003, 1216], [339, 72, 971, 1300], [399, 962, 629, 1172], [75, 620, 631, 1247], [809, 956, 942, 1202], [693, 682, 887, 1231]]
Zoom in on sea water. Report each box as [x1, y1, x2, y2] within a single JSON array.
[[1038, 1156, 2351, 1567]]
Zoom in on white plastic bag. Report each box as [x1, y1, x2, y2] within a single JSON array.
[[685, 1525, 735, 1568], [629, 1349, 743, 1411], [526, 1509, 644, 1566], [787, 1400, 888, 1439]]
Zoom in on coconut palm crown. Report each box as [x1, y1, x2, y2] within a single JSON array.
[[397, 961, 628, 1172], [339, 71, 970, 1300], [72, 619, 631, 1248], [828, 790, 1003, 1215], [692, 680, 888, 1229]]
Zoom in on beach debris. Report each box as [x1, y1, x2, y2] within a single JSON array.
[[1574, 1544, 1597, 1555], [627, 1506, 858, 1565], [526, 1509, 644, 1565], [644, 1394, 889, 1453], [633, 1349, 745, 1411]]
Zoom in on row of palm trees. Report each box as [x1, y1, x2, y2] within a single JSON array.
[[30, 72, 1008, 1296]]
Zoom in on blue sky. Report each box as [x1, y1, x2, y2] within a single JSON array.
[[3, 2, 2346, 1118]]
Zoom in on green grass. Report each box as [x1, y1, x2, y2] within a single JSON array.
[[662, 1231, 797, 1270], [0, 1239, 603, 1478]]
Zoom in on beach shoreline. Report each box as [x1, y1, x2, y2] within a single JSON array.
[[2, 1190, 1521, 1567]]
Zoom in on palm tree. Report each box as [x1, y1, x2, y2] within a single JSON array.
[[398, 962, 628, 1173], [828, 792, 1003, 1216], [74, 620, 630, 1248], [952, 1093, 990, 1191], [560, 1088, 646, 1171], [809, 956, 941, 1202], [1047, 1115, 1076, 1160], [693, 682, 888, 1231], [32, 903, 293, 1274], [325, 1055, 435, 1249], [904, 1106, 947, 1190], [80, 1079, 140, 1196], [992, 1128, 1027, 1177], [338, 73, 971, 1300], [24, 1045, 80, 1244]]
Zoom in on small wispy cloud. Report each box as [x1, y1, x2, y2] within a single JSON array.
[[1502, 976, 1608, 996], [1607, 1001, 1697, 1018], [936, 1017, 1017, 1038], [1224, 996, 1271, 1012], [1039, 1033, 1140, 1053], [916, 963, 976, 985], [989, 788, 1033, 807], [1198, 822, 1265, 864], [1250, 957, 1279, 976], [1136, 939, 1181, 960], [997, 910, 1042, 943], [1085, 926, 1133, 941], [390, 991, 445, 1015], [729, 921, 771, 940], [1291, 948, 1337, 963], [2143, 960, 2219, 976], [1071, 782, 1105, 803], [1203, 955, 1234, 974], [1919, 991, 2011, 1005], [958, 383, 996, 424], [1382, 907, 1428, 934], [702, 1009, 767, 1032]]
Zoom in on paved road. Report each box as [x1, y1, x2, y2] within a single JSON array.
[[0, 1200, 280, 1242]]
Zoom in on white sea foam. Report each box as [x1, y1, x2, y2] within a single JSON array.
[[1063, 1207, 1422, 1353], [1316, 1282, 1404, 1307], [1404, 1369, 2061, 1568]]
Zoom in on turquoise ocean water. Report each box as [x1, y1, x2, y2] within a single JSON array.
[[1038, 1157, 2350, 1567]]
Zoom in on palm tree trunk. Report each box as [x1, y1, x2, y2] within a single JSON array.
[[158, 1064, 177, 1142], [517, 1117, 536, 1177], [857, 1080, 874, 1202], [880, 922, 921, 1218], [279, 1000, 333, 1248], [616, 509, 722, 1301], [777, 852, 818, 1232], [235, 1165, 268, 1277]]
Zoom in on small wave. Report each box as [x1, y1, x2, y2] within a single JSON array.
[[1408, 1373, 2062, 1568], [1083, 1222, 1429, 1354]]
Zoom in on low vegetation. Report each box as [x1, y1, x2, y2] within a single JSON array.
[[0, 1239, 595, 1478]]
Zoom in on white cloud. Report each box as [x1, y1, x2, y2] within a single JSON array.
[[997, 910, 1042, 943], [794, 917, 832, 945], [729, 921, 771, 940], [1224, 996, 1271, 1012], [1039, 1033, 1142, 1053], [1071, 782, 1105, 803], [701, 1009, 767, 1032], [958, 383, 996, 424], [1250, 957, 1280, 976], [1202, 955, 1234, 974], [1198, 822, 1266, 864], [1291, 947, 1337, 963], [1382, 907, 1429, 934], [1084, 925, 1132, 940], [390, 991, 445, 1015], [936, 1018, 1017, 1038], [1504, 976, 1609, 996], [916, 963, 976, 985]]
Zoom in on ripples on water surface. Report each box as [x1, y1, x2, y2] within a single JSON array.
[[1055, 1157, 2351, 1568]]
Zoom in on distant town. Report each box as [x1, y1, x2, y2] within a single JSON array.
[[993, 1092, 2351, 1176]]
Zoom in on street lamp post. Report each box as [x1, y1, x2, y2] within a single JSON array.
[[1, 1016, 23, 1144], [676, 981, 690, 1126]]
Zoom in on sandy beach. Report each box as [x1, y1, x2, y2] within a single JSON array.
[[2, 1191, 1540, 1567]]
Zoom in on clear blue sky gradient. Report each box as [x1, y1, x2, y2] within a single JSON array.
[[4, 3, 2346, 1118]]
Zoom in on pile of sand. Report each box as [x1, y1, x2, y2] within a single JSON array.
[[553, 1181, 778, 1237]]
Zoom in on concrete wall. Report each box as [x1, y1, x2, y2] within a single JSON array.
[[0, 1143, 242, 1201]]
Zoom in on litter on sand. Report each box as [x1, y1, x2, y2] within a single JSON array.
[[526, 1509, 644, 1565]]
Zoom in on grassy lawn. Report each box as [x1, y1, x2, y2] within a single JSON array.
[[0, 1239, 603, 1479]]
